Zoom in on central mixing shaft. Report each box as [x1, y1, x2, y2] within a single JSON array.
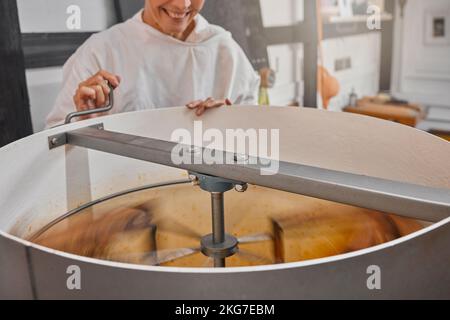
[[190, 173, 247, 267]]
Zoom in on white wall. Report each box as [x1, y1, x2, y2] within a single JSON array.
[[260, 0, 304, 27], [392, 0, 450, 108], [261, 0, 305, 106], [321, 33, 382, 111], [267, 43, 304, 106], [17, 0, 117, 33], [26, 68, 63, 132]]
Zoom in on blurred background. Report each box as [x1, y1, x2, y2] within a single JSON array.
[[1, 0, 449, 145]]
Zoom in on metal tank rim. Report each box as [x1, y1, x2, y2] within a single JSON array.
[[1, 215, 449, 275], [0, 106, 449, 275]]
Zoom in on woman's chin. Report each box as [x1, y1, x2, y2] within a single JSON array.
[[162, 24, 190, 37]]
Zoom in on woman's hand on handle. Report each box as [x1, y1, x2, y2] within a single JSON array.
[[73, 70, 121, 120]]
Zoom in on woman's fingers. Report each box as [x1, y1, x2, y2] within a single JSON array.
[[81, 70, 119, 102], [85, 70, 121, 88], [99, 80, 111, 98], [83, 76, 112, 101], [97, 70, 121, 88], [197, 98, 232, 116], [186, 100, 203, 109], [74, 86, 96, 111], [186, 97, 233, 116], [194, 97, 212, 116], [71, 70, 120, 122], [195, 105, 206, 116], [78, 86, 96, 100], [93, 85, 106, 107]]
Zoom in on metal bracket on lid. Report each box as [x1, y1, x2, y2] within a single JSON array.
[[48, 81, 114, 133], [46, 125, 450, 223], [48, 123, 104, 150], [44, 123, 450, 268]]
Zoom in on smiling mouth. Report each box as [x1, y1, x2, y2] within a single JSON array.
[[162, 8, 190, 20]]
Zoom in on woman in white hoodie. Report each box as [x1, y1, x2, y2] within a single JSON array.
[[46, 0, 260, 127]]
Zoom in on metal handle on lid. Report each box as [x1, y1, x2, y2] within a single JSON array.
[[64, 82, 115, 124]]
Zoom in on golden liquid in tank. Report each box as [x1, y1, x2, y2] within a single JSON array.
[[30, 184, 424, 267]]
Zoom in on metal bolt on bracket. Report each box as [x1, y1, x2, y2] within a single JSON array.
[[235, 183, 248, 193], [189, 174, 199, 186], [50, 137, 59, 146]]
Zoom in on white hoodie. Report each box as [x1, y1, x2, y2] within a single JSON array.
[[46, 10, 260, 127]]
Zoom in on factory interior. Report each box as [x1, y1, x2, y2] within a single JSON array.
[[0, 0, 449, 301]]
